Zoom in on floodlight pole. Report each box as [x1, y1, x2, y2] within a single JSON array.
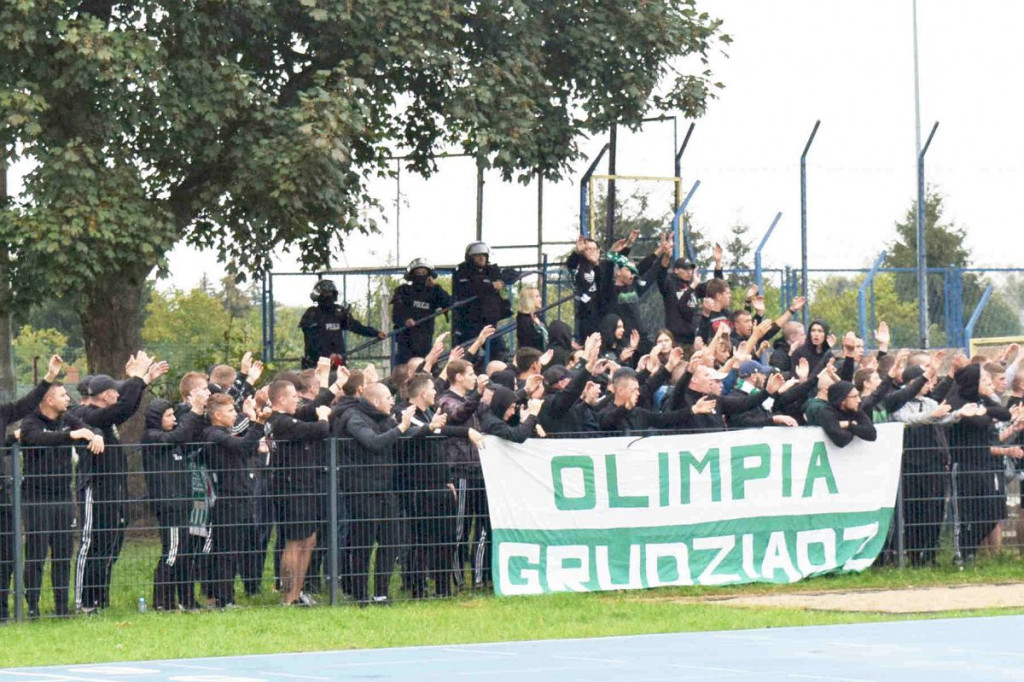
[[916, 121, 938, 348]]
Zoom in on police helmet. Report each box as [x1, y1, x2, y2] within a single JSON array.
[[310, 279, 339, 303], [465, 241, 490, 259], [404, 258, 437, 281]]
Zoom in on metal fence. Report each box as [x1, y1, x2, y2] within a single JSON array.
[[1, 424, 1021, 623]]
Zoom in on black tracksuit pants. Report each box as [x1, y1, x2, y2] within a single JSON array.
[[75, 483, 127, 610], [152, 508, 195, 611], [407, 487, 456, 598], [347, 491, 399, 602], [454, 474, 490, 588], [0, 503, 14, 620], [24, 497, 74, 615], [210, 498, 255, 607]]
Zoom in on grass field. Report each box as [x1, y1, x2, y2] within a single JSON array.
[[4, 535, 1024, 668]]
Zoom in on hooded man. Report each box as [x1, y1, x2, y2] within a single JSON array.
[[299, 279, 387, 369], [141, 395, 207, 610], [478, 387, 542, 442]]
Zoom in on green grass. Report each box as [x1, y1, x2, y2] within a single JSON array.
[[5, 534, 1024, 669]]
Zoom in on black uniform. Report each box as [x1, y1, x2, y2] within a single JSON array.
[[299, 302, 381, 369], [19, 409, 97, 617], [655, 266, 702, 345], [452, 261, 511, 362], [201, 421, 265, 607], [1, 379, 52, 621], [71, 376, 147, 611], [141, 400, 205, 610], [332, 399, 428, 603], [566, 252, 614, 342], [391, 281, 452, 366]]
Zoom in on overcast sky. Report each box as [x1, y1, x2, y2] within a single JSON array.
[[10, 1, 1024, 307]]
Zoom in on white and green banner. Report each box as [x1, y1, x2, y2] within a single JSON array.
[[479, 423, 905, 596]]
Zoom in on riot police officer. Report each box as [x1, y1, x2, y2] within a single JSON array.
[[299, 279, 386, 369], [452, 243, 512, 362], [390, 258, 452, 367]]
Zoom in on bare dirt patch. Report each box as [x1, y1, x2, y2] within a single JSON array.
[[707, 583, 1024, 613]]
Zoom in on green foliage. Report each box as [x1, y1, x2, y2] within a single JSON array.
[[11, 324, 84, 387], [0, 1, 728, 372], [723, 222, 753, 289], [809, 274, 919, 347]]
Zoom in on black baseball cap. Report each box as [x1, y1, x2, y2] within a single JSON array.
[[543, 365, 571, 389], [673, 258, 696, 270], [88, 374, 125, 395]]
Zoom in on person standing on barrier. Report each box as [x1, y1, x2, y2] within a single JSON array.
[[299, 279, 387, 369], [515, 285, 548, 353], [202, 394, 267, 607], [392, 259, 451, 368], [452, 242, 512, 363], [333, 382, 443, 605], [141, 394, 208, 610], [19, 380, 104, 619], [265, 375, 337, 607], [398, 373, 483, 598], [1, 355, 63, 622], [72, 352, 168, 613]]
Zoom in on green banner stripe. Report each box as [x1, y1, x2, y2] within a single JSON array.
[[492, 509, 893, 595]]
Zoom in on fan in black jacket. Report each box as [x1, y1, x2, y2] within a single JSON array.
[[264, 380, 333, 606], [807, 380, 878, 448], [141, 397, 206, 611], [394, 373, 478, 598], [945, 364, 1014, 560], [332, 382, 440, 604], [72, 352, 166, 612], [19, 381, 101, 618], [201, 394, 267, 607], [1, 354, 61, 621], [598, 368, 715, 435], [479, 387, 541, 442]]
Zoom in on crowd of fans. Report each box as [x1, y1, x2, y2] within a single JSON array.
[[2, 233, 1024, 621]]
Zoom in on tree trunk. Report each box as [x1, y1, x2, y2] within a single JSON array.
[[79, 265, 149, 377]]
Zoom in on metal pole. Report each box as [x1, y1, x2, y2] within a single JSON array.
[[268, 272, 276, 363], [537, 172, 544, 267], [12, 443, 24, 622], [606, 124, 617, 249], [328, 439, 339, 606], [475, 157, 484, 241], [672, 123, 696, 259], [754, 212, 782, 293], [964, 285, 994, 353], [671, 180, 701, 264], [858, 251, 887, 344], [395, 159, 401, 265], [800, 120, 820, 327], [917, 121, 939, 348], [579, 144, 609, 238]]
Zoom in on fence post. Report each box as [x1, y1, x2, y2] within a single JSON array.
[[328, 438, 339, 607], [800, 120, 821, 327], [916, 121, 939, 348], [579, 145, 609, 238], [895, 478, 906, 569], [964, 285, 994, 353], [754, 212, 782, 293], [12, 443, 23, 622], [857, 251, 887, 345]]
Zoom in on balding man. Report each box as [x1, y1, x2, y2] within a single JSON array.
[[332, 382, 443, 605]]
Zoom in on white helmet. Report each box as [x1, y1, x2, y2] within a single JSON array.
[[405, 257, 436, 280], [465, 241, 490, 259]]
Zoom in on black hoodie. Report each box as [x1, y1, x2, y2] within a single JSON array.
[[141, 399, 204, 523], [599, 313, 630, 363], [478, 387, 538, 442], [806, 380, 877, 448], [334, 398, 428, 493], [789, 320, 832, 376], [18, 409, 97, 500], [946, 364, 1011, 470]]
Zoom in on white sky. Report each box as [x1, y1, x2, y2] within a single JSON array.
[[10, 1, 1024, 307]]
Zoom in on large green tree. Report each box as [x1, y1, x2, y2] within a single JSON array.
[[0, 0, 728, 375]]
